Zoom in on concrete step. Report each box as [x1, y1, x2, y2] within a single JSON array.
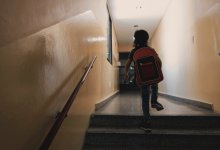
[[89, 114, 220, 129], [83, 127, 220, 150], [83, 144, 218, 150]]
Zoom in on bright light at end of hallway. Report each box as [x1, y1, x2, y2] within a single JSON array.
[[86, 36, 106, 42]]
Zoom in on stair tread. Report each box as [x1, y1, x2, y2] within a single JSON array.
[[92, 114, 220, 117], [83, 145, 219, 150], [87, 127, 220, 135]]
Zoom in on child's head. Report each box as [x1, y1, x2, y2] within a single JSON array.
[[133, 30, 149, 47]]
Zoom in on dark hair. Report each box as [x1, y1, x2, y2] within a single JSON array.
[[133, 30, 149, 48]]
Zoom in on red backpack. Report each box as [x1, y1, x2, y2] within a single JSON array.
[[133, 47, 163, 86]]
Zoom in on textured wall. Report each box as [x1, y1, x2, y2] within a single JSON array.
[[0, 0, 107, 47], [151, 0, 220, 111], [50, 11, 119, 150], [0, 0, 119, 150]]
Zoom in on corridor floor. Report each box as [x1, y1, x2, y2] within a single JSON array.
[[96, 91, 217, 116]]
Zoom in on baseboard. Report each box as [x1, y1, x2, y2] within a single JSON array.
[[95, 90, 119, 111], [159, 92, 214, 111]]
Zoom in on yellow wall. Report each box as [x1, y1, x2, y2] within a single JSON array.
[[118, 43, 133, 52], [0, 0, 119, 150], [151, 0, 220, 111]]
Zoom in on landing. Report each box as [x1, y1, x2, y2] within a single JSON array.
[[96, 91, 217, 116]]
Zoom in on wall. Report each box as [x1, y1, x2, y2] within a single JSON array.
[[50, 12, 119, 150], [0, 0, 119, 150], [151, 0, 220, 111], [118, 44, 133, 52], [0, 0, 107, 47]]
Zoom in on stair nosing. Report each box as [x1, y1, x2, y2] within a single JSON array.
[[87, 127, 220, 135]]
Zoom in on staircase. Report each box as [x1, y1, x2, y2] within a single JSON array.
[[83, 114, 220, 150]]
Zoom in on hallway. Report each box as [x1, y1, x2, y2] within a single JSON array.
[[1, 0, 220, 149], [96, 91, 216, 116]]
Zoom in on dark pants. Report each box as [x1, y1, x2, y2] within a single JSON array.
[[141, 84, 158, 121]]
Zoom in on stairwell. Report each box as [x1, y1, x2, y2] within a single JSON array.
[[82, 91, 220, 150], [83, 114, 220, 150]]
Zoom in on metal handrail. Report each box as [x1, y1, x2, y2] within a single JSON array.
[[39, 56, 97, 150]]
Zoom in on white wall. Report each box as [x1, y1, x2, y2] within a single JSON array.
[[151, 0, 220, 111]]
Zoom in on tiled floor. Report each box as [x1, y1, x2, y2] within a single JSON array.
[[96, 91, 217, 116]]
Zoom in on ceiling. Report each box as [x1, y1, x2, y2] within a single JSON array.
[[107, 0, 171, 46]]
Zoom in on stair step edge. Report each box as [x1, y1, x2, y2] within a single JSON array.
[[87, 127, 220, 135]]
